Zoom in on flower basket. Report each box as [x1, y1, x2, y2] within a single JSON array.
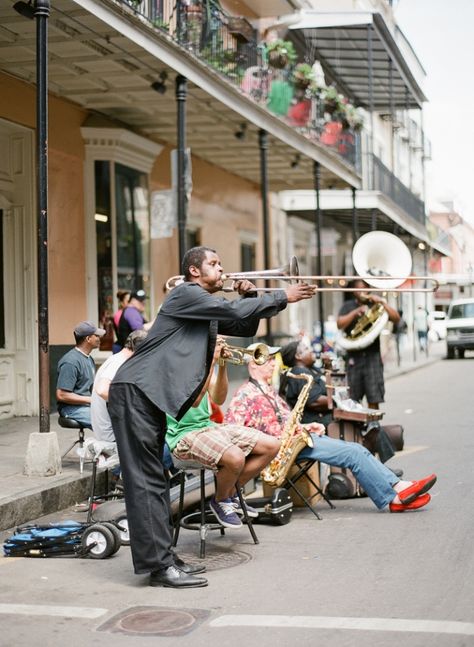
[[266, 40, 297, 70], [291, 63, 314, 90]]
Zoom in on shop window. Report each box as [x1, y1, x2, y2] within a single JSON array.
[[94, 162, 151, 350], [241, 241, 256, 272], [82, 127, 161, 351], [186, 228, 201, 251]]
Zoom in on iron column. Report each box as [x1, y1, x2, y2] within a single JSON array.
[[175, 74, 188, 267], [36, 0, 50, 433], [258, 129, 272, 344], [313, 161, 324, 340]]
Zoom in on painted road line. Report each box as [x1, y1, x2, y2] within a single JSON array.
[[210, 615, 474, 636], [0, 604, 108, 619]]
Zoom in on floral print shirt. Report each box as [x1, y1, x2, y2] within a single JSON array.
[[224, 379, 290, 438]]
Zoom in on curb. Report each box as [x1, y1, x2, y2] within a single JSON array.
[[0, 470, 108, 532], [385, 355, 442, 381]]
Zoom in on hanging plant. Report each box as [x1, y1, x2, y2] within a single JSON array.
[[322, 86, 344, 115], [345, 103, 364, 131], [291, 63, 314, 90], [266, 39, 297, 70]]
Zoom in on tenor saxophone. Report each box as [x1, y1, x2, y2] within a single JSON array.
[[261, 372, 314, 488]]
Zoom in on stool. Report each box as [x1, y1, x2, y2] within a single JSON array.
[[285, 458, 335, 519], [171, 458, 259, 559], [58, 416, 87, 473]]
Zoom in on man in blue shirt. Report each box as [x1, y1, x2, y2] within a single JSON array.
[[56, 321, 105, 428]]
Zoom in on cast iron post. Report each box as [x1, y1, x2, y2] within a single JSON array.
[[258, 130, 273, 344], [36, 0, 50, 433], [175, 75, 188, 267], [313, 161, 324, 340]]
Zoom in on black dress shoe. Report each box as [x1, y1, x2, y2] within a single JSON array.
[[150, 565, 208, 588], [174, 556, 206, 575]]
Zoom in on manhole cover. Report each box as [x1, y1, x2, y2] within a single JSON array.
[[176, 548, 252, 571], [98, 606, 210, 636]]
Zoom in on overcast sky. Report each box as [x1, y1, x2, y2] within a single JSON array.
[[394, 0, 474, 224]]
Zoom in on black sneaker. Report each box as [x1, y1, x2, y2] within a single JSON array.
[[209, 497, 243, 528]]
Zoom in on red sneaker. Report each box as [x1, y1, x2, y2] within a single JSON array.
[[389, 492, 431, 513], [398, 474, 437, 505]]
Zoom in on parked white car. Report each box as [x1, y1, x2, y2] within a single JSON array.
[[445, 298, 474, 359], [428, 310, 447, 341]]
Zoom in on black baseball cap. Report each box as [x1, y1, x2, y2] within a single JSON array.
[[130, 289, 148, 302]]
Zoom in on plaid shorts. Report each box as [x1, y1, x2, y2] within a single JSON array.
[[346, 351, 385, 404], [173, 424, 263, 470]]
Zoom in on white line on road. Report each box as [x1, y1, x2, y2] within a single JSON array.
[[210, 615, 474, 636], [0, 604, 108, 619]]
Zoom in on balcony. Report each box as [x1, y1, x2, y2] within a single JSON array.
[[372, 154, 425, 225], [117, 0, 362, 168]]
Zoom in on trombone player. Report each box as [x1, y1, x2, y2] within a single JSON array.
[[108, 246, 315, 589], [337, 278, 400, 412]]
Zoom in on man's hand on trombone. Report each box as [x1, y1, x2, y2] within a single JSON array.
[[285, 283, 317, 302]]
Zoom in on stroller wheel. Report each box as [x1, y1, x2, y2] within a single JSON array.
[[114, 514, 130, 546], [81, 523, 116, 559], [98, 522, 122, 555]]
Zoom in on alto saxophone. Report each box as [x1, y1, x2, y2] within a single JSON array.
[[261, 372, 314, 488]]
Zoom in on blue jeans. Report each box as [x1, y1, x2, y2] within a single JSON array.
[[58, 405, 92, 429], [298, 434, 399, 509]]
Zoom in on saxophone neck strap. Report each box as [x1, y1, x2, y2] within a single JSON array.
[[248, 377, 283, 424]]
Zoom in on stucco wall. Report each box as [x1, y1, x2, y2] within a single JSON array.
[[0, 73, 88, 345]]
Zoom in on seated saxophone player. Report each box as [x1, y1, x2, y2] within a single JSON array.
[[224, 353, 437, 513], [279, 340, 332, 428], [165, 337, 280, 528]]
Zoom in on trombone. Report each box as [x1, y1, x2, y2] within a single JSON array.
[[165, 232, 439, 294], [166, 263, 438, 294]]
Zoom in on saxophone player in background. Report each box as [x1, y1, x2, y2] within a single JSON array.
[[225, 352, 437, 513]]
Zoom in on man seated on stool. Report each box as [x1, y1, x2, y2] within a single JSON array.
[[224, 352, 437, 513], [56, 321, 105, 428], [166, 338, 280, 528]]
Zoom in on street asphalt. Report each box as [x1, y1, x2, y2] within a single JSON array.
[[0, 343, 473, 646]]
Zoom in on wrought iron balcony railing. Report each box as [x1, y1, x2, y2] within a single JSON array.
[[115, 0, 361, 168], [372, 154, 426, 225]]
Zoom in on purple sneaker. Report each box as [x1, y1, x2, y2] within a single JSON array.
[[209, 497, 243, 528], [230, 495, 259, 518]]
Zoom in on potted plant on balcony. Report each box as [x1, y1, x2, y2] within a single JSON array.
[[322, 85, 344, 115], [345, 103, 364, 131], [291, 63, 314, 90], [266, 39, 297, 70]]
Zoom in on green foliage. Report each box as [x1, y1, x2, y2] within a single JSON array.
[[266, 39, 297, 69]]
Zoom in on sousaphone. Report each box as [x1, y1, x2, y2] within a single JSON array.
[[337, 231, 412, 351]]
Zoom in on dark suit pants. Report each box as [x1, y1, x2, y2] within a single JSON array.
[[108, 382, 174, 574]]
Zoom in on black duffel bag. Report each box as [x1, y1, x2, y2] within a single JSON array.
[[382, 424, 404, 452]]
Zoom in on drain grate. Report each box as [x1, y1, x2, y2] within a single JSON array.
[[98, 606, 210, 636]]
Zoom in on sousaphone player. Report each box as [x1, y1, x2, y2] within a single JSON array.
[[337, 279, 400, 465], [337, 279, 400, 410]]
